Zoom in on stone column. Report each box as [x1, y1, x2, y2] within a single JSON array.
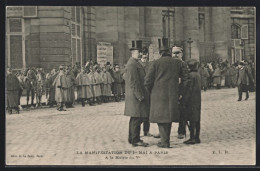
[[211, 7, 231, 62], [204, 7, 212, 42], [174, 7, 184, 47], [183, 7, 200, 60], [144, 7, 164, 53]]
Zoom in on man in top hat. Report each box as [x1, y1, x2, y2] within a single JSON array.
[[124, 40, 149, 147], [172, 45, 189, 139], [144, 38, 189, 148], [237, 61, 254, 101]]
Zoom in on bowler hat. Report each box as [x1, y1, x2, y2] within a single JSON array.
[[130, 40, 142, 51], [158, 38, 170, 52]]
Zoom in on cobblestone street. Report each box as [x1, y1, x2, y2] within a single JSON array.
[[6, 88, 256, 165]]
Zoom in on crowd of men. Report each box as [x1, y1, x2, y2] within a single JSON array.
[[6, 62, 126, 114], [197, 60, 255, 92], [6, 38, 255, 148]]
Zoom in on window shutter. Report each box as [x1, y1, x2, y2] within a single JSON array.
[[241, 25, 248, 39], [23, 6, 37, 17]]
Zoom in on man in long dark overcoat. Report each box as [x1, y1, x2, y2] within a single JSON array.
[[144, 39, 188, 148], [124, 43, 149, 147]]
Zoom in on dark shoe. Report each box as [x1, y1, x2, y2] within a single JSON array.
[[245, 97, 249, 100], [157, 142, 170, 148], [183, 138, 196, 144], [153, 134, 160, 138], [237, 99, 242, 101], [178, 133, 185, 139], [132, 141, 149, 147], [195, 138, 201, 144]]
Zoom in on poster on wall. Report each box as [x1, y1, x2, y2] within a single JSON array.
[[97, 42, 113, 67]]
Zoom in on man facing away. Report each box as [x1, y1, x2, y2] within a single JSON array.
[[144, 39, 188, 148]]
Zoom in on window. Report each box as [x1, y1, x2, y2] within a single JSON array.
[[23, 6, 37, 17], [231, 24, 241, 39], [71, 6, 81, 65], [9, 18, 22, 32]]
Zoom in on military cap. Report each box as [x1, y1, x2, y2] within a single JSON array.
[[172, 46, 183, 53]]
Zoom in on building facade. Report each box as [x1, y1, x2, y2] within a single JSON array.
[[6, 6, 255, 70]]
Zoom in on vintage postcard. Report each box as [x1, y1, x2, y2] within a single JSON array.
[[5, 6, 256, 166]]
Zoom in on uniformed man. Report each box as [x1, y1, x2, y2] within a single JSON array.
[[144, 39, 189, 148], [124, 40, 149, 147], [53, 65, 67, 111], [172, 46, 189, 139]]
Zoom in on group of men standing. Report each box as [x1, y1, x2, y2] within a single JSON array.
[[124, 39, 202, 148]]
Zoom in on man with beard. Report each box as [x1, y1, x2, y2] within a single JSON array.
[[124, 41, 149, 147]]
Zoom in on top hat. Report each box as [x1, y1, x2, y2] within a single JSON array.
[[158, 38, 170, 52], [130, 40, 142, 51]]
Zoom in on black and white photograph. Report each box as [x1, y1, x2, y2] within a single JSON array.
[[5, 4, 256, 166]]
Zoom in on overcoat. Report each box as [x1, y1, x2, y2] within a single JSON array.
[[212, 68, 222, 85], [230, 67, 237, 86], [144, 55, 188, 123], [6, 73, 20, 108], [48, 72, 58, 104], [53, 71, 69, 103], [181, 71, 201, 122], [124, 57, 149, 118], [198, 67, 209, 87], [237, 66, 251, 86], [65, 71, 76, 103], [111, 70, 123, 95], [76, 72, 88, 99], [224, 67, 232, 86], [101, 71, 114, 96]]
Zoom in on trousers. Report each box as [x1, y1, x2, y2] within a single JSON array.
[[158, 123, 172, 146], [128, 117, 147, 144]]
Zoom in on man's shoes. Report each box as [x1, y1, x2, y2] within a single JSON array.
[[245, 97, 249, 100], [178, 134, 185, 139], [153, 134, 160, 138], [157, 142, 170, 148], [195, 138, 201, 144], [144, 132, 153, 137], [183, 138, 196, 144], [132, 141, 149, 147], [237, 99, 242, 101]]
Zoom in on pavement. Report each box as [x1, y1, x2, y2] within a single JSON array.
[[6, 88, 256, 166]]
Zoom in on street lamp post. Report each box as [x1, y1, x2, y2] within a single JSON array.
[[162, 8, 174, 46], [240, 40, 245, 61], [187, 38, 193, 59]]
